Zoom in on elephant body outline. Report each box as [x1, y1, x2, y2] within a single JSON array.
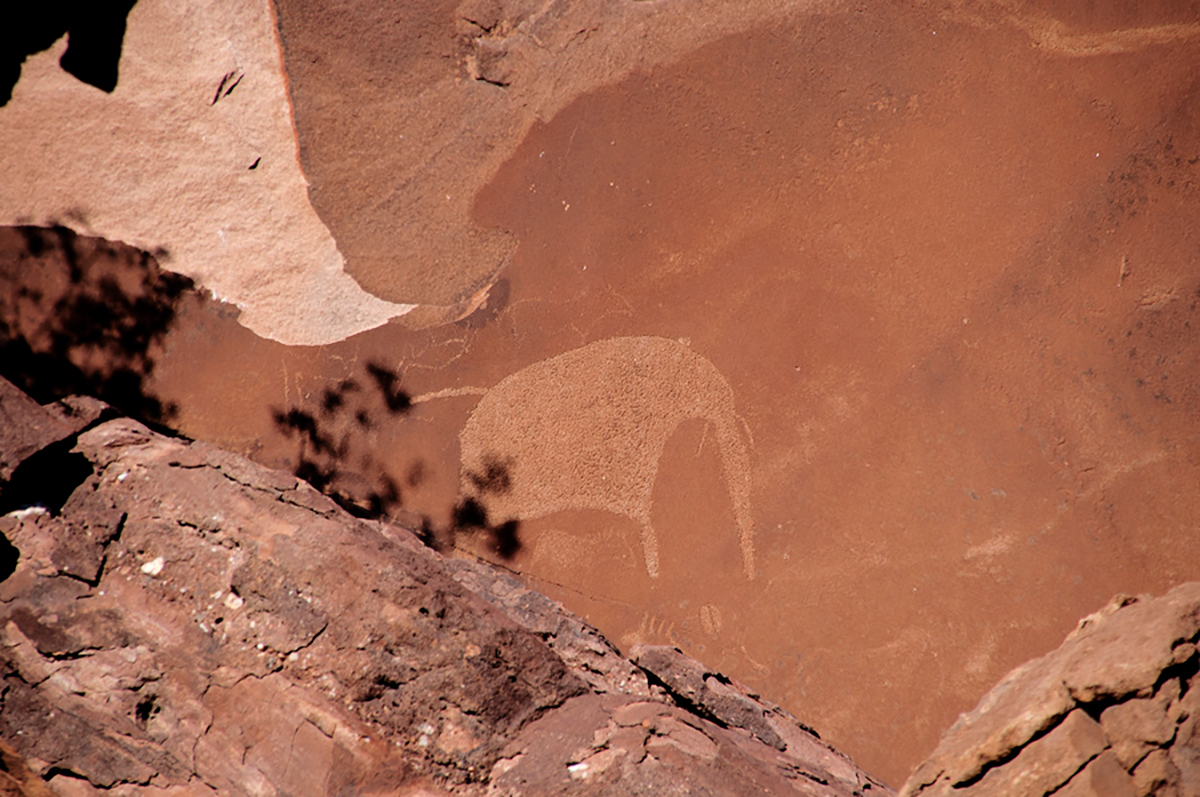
[[456, 336, 755, 580]]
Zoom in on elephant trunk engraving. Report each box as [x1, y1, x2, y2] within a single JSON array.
[[458, 336, 755, 580]]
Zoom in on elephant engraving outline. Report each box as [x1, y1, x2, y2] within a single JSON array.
[[454, 336, 755, 580]]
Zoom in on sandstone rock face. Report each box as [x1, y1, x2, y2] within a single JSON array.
[[135, 2, 1200, 783], [273, 0, 824, 310], [0, 0, 413, 345], [10, 0, 1200, 786], [0, 0, 816, 341], [902, 585, 1200, 797], [0, 376, 884, 795]]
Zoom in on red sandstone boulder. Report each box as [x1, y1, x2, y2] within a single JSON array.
[[903, 585, 1200, 797], [0, 377, 883, 795]]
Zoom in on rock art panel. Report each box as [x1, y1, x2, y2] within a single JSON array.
[[458, 336, 755, 580], [0, 0, 413, 345]]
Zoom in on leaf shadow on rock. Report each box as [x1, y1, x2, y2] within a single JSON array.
[[455, 453, 521, 558], [0, 225, 192, 432], [271, 369, 404, 521], [271, 370, 522, 560]]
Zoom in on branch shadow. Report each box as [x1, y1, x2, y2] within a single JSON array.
[[453, 453, 521, 558], [270, 368, 522, 560], [0, 225, 191, 431], [452, 496, 522, 559], [272, 366, 406, 520]]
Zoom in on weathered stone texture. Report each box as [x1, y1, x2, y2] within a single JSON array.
[[0, 377, 70, 485], [0, 377, 881, 795], [902, 585, 1200, 797]]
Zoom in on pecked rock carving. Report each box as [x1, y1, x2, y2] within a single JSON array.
[[457, 336, 755, 580]]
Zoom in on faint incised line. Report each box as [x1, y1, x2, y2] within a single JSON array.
[[945, 1, 1200, 55], [410, 386, 489, 404]]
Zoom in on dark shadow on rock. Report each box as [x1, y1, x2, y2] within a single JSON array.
[[271, 363, 412, 521], [0, 438, 93, 516], [491, 519, 521, 558], [467, 454, 513, 496], [1, 0, 139, 106], [0, 226, 191, 432], [0, 533, 17, 583], [365, 362, 412, 414], [271, 367, 522, 560], [452, 496, 489, 529], [452, 488, 522, 560], [455, 456, 522, 558]]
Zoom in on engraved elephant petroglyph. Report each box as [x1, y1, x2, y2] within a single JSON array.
[[457, 336, 755, 580]]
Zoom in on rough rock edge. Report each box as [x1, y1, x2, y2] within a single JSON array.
[[440, 558, 892, 794], [901, 584, 1200, 797]]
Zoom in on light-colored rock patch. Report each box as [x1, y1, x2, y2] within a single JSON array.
[[0, 0, 413, 345]]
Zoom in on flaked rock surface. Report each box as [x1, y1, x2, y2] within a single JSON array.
[[0, 0, 414, 346], [0, 375, 885, 795], [903, 584, 1200, 797]]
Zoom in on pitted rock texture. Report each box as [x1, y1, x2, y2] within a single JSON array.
[[440, 558, 653, 699], [902, 584, 1200, 797], [0, 377, 881, 795]]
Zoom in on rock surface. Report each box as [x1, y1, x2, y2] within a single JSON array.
[[273, 0, 823, 311], [0, 0, 413, 345], [0, 377, 71, 484], [135, 3, 1200, 783], [0, 0, 813, 340], [902, 585, 1200, 797], [8, 0, 1200, 786], [0, 375, 885, 795]]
